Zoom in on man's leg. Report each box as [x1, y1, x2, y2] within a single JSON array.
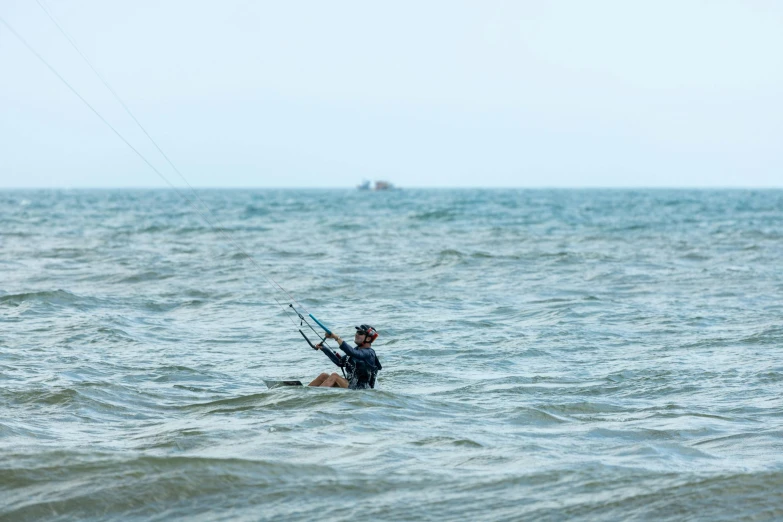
[[308, 373, 330, 386], [320, 372, 349, 388]]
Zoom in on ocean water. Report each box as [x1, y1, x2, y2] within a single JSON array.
[[1, 188, 783, 521]]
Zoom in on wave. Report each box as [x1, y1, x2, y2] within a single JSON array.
[[0, 452, 344, 520], [243, 204, 269, 217], [116, 271, 175, 284], [0, 290, 101, 310], [411, 435, 483, 448], [742, 326, 783, 345], [410, 209, 457, 221], [7, 454, 780, 521], [15, 387, 81, 406], [6, 384, 159, 414]]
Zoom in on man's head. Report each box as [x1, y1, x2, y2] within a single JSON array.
[[354, 324, 379, 347]]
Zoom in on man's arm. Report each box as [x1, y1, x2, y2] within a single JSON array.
[[337, 340, 360, 358], [322, 345, 344, 367], [315, 342, 344, 367], [324, 332, 360, 358]]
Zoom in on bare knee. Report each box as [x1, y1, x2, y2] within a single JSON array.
[[308, 372, 330, 386], [320, 375, 338, 387]]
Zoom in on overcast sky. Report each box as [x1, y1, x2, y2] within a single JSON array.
[[1, 0, 781, 188]]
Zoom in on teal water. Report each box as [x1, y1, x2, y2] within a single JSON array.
[[2, 189, 783, 521]]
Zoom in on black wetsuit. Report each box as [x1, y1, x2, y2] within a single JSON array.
[[322, 341, 381, 389]]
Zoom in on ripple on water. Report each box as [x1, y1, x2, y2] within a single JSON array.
[[3, 189, 783, 521]]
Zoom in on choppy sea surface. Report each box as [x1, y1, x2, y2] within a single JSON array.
[[2, 188, 783, 521]]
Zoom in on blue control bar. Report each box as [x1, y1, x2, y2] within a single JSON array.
[[309, 314, 332, 335]]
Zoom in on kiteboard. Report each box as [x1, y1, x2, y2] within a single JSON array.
[[263, 380, 303, 389]]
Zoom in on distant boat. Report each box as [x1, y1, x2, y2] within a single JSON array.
[[358, 180, 395, 191]]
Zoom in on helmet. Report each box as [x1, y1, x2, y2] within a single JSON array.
[[355, 324, 379, 343]]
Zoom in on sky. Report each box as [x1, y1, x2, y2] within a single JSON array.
[[1, 0, 781, 188]]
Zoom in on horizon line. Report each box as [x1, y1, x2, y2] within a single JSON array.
[[1, 185, 782, 191]]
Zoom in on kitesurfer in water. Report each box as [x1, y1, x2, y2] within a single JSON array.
[[309, 324, 382, 389]]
